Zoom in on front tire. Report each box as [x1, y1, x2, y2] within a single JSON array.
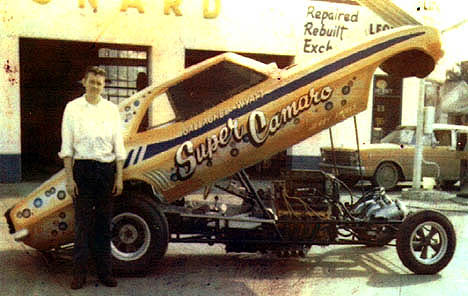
[[396, 210, 456, 274], [111, 193, 169, 275], [373, 162, 399, 190]]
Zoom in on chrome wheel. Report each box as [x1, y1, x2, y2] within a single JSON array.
[[396, 210, 456, 274], [410, 222, 448, 265], [111, 212, 151, 262]]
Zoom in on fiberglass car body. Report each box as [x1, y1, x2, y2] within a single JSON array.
[[4, 20, 457, 276], [320, 124, 468, 190]]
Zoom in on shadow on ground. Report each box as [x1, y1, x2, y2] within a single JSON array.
[[1, 243, 440, 296]]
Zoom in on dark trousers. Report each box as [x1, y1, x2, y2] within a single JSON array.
[[72, 160, 115, 278]]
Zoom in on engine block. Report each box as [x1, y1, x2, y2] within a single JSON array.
[[272, 181, 333, 242]]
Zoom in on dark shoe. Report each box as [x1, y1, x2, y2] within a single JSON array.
[[99, 276, 118, 287], [71, 275, 86, 290]]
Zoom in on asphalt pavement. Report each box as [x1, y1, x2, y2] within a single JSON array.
[[1, 180, 468, 296]]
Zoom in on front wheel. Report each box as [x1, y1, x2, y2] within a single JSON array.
[[396, 210, 456, 274], [111, 194, 169, 275], [373, 162, 399, 190]]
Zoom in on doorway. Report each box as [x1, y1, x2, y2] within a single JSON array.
[[371, 75, 403, 143]]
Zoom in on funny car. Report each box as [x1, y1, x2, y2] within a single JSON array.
[[4, 17, 456, 275]]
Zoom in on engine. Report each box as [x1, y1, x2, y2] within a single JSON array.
[[271, 178, 337, 243], [351, 187, 408, 221], [176, 172, 409, 255], [347, 187, 408, 246]]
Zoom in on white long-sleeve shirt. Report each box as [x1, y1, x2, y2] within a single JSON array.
[[58, 95, 127, 163]]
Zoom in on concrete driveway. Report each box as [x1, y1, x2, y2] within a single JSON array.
[[1, 182, 468, 296]]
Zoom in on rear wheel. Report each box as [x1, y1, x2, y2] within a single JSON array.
[[111, 193, 169, 275], [396, 210, 456, 274], [373, 162, 399, 190]]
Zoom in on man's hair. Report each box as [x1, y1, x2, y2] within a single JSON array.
[[84, 66, 106, 78]]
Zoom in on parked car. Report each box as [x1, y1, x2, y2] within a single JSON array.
[[320, 124, 468, 190]]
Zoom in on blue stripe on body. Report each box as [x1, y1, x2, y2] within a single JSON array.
[[124, 149, 134, 168], [134, 146, 143, 165], [123, 32, 424, 168]]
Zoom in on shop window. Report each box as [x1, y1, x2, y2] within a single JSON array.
[[98, 47, 149, 104]]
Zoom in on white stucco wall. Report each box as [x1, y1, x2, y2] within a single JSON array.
[[0, 36, 20, 154], [291, 1, 391, 157], [0, 0, 433, 177], [0, 0, 304, 157]]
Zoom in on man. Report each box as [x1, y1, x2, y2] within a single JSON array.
[[58, 66, 126, 289]]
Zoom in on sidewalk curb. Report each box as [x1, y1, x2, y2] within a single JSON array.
[[397, 189, 468, 213]]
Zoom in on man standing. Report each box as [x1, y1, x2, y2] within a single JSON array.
[[58, 66, 126, 289]]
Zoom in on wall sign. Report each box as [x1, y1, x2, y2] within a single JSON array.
[[304, 4, 360, 54], [31, 0, 221, 18]]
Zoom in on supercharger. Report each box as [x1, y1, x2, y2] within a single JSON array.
[[352, 188, 408, 221]]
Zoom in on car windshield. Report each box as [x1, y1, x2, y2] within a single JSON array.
[[381, 127, 435, 146], [168, 60, 267, 120], [381, 128, 416, 145]]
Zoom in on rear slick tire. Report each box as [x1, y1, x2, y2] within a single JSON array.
[[111, 194, 169, 276], [396, 210, 456, 274]]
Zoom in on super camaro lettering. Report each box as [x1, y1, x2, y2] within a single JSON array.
[[175, 86, 333, 178], [175, 118, 243, 179], [248, 86, 333, 146], [175, 141, 197, 179]]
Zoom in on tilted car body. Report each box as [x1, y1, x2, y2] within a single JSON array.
[[320, 124, 468, 189], [4, 24, 457, 275]]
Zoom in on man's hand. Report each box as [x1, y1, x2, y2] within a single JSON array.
[[112, 160, 124, 197], [112, 176, 123, 197], [63, 157, 78, 200], [66, 177, 79, 200]]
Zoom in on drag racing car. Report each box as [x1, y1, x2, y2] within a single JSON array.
[[4, 1, 456, 276]]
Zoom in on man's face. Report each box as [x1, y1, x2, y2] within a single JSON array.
[[83, 72, 106, 96]]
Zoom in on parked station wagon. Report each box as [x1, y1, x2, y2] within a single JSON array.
[[320, 124, 468, 190]]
